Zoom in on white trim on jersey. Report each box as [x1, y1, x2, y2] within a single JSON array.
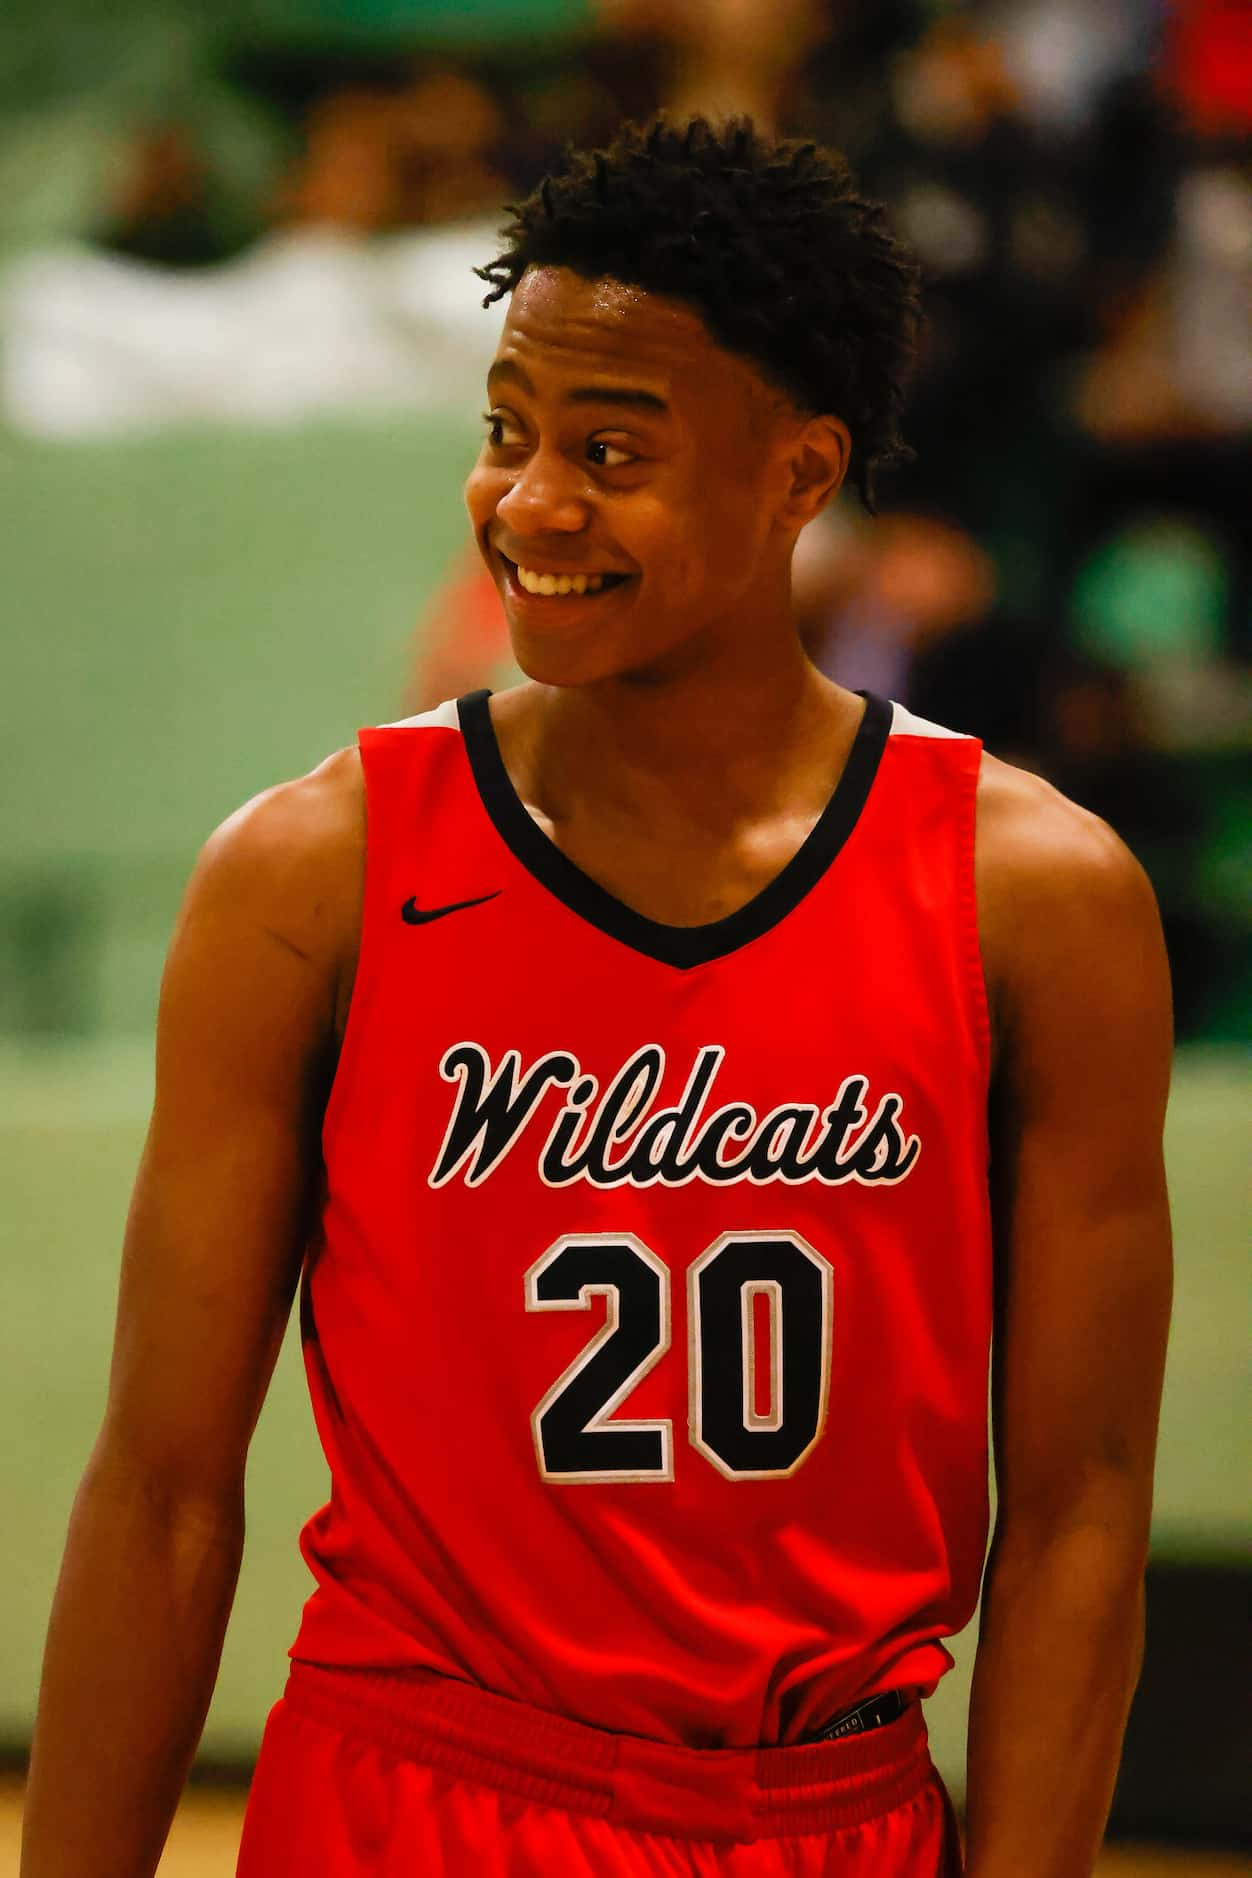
[[385, 696, 967, 743], [382, 697, 461, 731], [887, 701, 968, 740]]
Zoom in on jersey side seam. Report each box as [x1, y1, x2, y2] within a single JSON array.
[[961, 744, 993, 1094], [320, 731, 385, 1163]]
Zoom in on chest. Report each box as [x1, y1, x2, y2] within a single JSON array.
[[527, 801, 827, 928]]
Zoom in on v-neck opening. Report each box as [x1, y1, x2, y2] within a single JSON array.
[[456, 688, 892, 970]]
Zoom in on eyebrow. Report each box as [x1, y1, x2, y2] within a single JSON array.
[[487, 358, 669, 416]]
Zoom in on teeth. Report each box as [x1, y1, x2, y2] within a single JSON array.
[[515, 563, 609, 596]]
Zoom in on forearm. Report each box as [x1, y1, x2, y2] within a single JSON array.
[[21, 1450, 244, 1878], [964, 1519, 1146, 1878]]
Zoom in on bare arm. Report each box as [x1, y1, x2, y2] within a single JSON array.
[[964, 761, 1174, 1878], [21, 749, 363, 1878]]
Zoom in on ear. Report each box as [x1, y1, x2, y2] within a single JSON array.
[[777, 414, 851, 527]]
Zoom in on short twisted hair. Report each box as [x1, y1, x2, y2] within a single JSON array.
[[475, 115, 922, 512]]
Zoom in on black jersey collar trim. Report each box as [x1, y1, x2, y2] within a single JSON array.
[[456, 688, 891, 971]]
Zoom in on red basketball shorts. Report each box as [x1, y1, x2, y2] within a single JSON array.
[[235, 1662, 964, 1875]]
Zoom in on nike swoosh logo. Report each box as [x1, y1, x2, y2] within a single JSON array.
[[401, 891, 502, 926]]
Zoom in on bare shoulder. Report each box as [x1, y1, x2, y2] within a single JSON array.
[[187, 743, 365, 976], [974, 751, 1169, 1060], [975, 748, 1154, 904]]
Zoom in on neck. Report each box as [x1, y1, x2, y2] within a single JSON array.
[[520, 617, 860, 832]]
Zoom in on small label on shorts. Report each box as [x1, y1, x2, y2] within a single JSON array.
[[810, 1689, 906, 1743]]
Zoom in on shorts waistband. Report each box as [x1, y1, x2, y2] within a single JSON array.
[[282, 1661, 934, 1845]]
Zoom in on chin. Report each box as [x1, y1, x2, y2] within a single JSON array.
[[506, 606, 697, 688], [508, 633, 611, 689], [505, 624, 634, 689]]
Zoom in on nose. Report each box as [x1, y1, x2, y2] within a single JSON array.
[[494, 448, 590, 538]]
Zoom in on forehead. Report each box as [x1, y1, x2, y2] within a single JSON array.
[[492, 266, 774, 416]]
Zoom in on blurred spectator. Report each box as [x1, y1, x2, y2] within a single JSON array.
[[276, 69, 509, 232], [105, 123, 223, 267], [808, 510, 1000, 711], [1069, 167, 1252, 445], [593, 0, 825, 133], [988, 0, 1156, 134], [1066, 515, 1248, 799], [1160, 0, 1252, 140]]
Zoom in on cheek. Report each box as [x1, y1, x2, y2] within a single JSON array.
[[463, 461, 502, 529], [629, 479, 725, 585], [712, 466, 774, 558], [662, 483, 761, 599]]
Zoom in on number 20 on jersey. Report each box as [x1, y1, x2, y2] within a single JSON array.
[[525, 1230, 833, 1484]]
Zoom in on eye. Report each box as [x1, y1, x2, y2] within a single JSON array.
[[482, 409, 523, 448], [587, 437, 636, 469]]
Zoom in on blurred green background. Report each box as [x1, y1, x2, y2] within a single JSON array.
[[0, 415, 473, 1033]]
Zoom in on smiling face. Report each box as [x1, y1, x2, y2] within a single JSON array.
[[464, 266, 848, 687]]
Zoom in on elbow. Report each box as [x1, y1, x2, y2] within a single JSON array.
[[83, 1430, 247, 1537], [984, 1505, 1151, 1643], [992, 1462, 1155, 1579]]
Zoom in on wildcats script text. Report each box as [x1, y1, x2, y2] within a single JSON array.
[[428, 1043, 922, 1191]]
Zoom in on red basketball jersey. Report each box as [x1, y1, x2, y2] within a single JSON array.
[[288, 689, 992, 1750]]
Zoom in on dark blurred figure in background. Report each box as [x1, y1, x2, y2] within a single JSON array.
[[593, 0, 825, 132], [275, 68, 509, 232]]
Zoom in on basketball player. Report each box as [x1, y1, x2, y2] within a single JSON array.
[[23, 118, 1173, 1877]]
